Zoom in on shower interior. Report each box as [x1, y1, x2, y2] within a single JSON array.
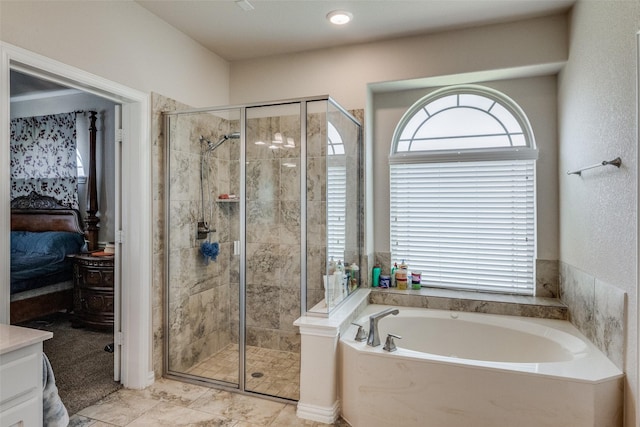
[[197, 132, 240, 240], [164, 97, 362, 401]]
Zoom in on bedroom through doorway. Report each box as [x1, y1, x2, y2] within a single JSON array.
[[9, 69, 122, 416]]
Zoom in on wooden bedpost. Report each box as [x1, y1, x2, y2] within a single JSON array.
[[85, 111, 100, 251]]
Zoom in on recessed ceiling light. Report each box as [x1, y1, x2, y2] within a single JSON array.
[[327, 10, 353, 25]]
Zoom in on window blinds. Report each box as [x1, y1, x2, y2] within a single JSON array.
[[390, 160, 535, 295], [327, 166, 347, 262]]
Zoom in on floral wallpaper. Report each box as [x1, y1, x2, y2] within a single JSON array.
[[10, 112, 79, 209]]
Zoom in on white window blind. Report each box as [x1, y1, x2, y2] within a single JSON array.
[[327, 165, 346, 261], [390, 159, 535, 295]]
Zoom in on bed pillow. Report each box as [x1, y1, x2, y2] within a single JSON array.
[[11, 231, 85, 258]]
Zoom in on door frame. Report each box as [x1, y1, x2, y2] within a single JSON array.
[[0, 42, 153, 389]]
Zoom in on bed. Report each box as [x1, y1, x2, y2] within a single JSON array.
[[9, 111, 100, 324], [10, 192, 87, 324]]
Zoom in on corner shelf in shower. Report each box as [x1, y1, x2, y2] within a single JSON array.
[[216, 199, 239, 203]]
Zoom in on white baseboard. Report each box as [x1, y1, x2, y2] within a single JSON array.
[[296, 400, 340, 424]]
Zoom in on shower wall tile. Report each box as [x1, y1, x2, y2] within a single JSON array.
[[305, 156, 326, 202], [246, 201, 279, 244], [279, 244, 301, 290], [560, 262, 626, 370], [280, 289, 301, 332], [246, 242, 281, 285], [278, 330, 301, 353], [246, 159, 280, 201], [306, 111, 326, 158], [246, 284, 280, 329], [246, 326, 279, 349], [279, 201, 301, 245], [280, 158, 300, 200], [306, 244, 326, 292]]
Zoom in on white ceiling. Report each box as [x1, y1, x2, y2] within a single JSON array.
[[136, 0, 575, 62]]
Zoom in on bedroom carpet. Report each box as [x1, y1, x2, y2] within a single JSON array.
[[18, 312, 122, 416]]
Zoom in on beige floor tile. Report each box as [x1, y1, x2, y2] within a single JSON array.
[[269, 404, 317, 426], [189, 389, 286, 426], [126, 402, 237, 426], [68, 415, 120, 427], [132, 377, 211, 407], [76, 389, 159, 426]]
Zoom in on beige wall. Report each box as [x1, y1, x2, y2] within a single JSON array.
[[230, 14, 567, 109], [559, 2, 639, 425], [0, 1, 230, 108]]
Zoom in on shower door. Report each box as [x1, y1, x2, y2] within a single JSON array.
[[165, 108, 242, 388], [243, 103, 302, 400]]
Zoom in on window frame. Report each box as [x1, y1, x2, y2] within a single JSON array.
[[390, 85, 538, 164], [389, 84, 538, 295]]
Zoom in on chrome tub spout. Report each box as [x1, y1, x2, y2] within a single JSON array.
[[367, 308, 399, 347]]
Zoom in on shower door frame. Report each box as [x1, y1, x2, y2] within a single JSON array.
[[163, 95, 349, 401]]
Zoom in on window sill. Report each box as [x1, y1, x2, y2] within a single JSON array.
[[369, 287, 567, 320]]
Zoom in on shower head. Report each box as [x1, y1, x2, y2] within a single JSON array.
[[200, 132, 240, 152]]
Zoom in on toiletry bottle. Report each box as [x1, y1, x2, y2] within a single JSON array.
[[349, 262, 359, 291], [396, 260, 408, 290], [328, 256, 336, 275], [391, 262, 398, 287], [336, 260, 346, 297], [344, 262, 352, 293], [372, 264, 381, 287]]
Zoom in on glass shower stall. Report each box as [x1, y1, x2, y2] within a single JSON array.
[[163, 96, 362, 401]]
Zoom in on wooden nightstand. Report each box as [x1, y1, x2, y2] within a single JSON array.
[[67, 253, 115, 330]]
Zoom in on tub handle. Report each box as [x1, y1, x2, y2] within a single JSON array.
[[383, 333, 402, 352], [351, 322, 368, 342]]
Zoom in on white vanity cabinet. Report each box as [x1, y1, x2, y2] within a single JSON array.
[[0, 324, 52, 427]]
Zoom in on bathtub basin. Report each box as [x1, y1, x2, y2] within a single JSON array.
[[340, 304, 623, 427]]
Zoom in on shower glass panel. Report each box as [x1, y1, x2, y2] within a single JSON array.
[[244, 103, 301, 399], [164, 95, 361, 401], [165, 108, 241, 387], [306, 100, 362, 314]]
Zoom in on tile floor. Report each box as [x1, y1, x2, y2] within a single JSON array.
[[187, 344, 300, 400], [69, 378, 350, 426]]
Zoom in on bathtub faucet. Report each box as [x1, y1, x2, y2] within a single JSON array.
[[367, 308, 399, 347]]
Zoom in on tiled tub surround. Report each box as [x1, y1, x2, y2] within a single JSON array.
[[560, 261, 626, 370], [370, 254, 567, 320], [369, 287, 568, 319], [369, 255, 625, 368], [340, 304, 624, 427]]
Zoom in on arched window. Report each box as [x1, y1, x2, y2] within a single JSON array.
[[389, 85, 537, 295]]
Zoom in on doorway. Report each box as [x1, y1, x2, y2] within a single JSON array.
[[0, 42, 152, 390], [9, 69, 121, 414]]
